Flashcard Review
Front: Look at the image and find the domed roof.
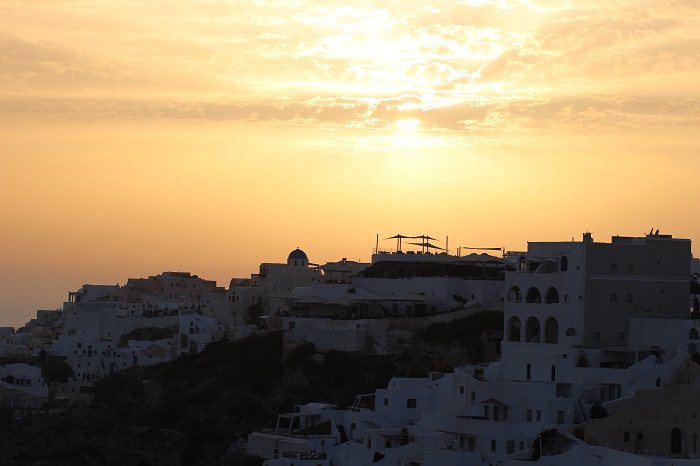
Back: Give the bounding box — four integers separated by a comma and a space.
288, 248, 308, 261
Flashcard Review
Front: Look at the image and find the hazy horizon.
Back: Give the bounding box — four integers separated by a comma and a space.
2, 0, 700, 327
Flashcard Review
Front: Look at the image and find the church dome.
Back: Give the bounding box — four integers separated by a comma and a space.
288, 248, 308, 261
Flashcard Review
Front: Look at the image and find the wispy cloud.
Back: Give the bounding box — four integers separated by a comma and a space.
1, 0, 699, 138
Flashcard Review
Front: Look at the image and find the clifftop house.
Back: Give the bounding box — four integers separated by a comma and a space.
250, 231, 700, 466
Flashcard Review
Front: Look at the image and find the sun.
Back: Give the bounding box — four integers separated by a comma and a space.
395, 118, 420, 131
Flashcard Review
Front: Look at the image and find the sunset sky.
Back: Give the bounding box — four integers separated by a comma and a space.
2, 0, 700, 327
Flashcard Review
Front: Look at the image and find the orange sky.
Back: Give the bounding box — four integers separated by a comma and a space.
1, 0, 699, 327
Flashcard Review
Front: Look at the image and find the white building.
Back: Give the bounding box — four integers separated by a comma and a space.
0, 363, 48, 409
249, 231, 700, 466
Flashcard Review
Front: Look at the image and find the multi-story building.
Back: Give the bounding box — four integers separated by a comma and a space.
250, 231, 700, 466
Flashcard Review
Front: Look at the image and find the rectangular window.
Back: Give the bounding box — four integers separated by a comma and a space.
536, 410, 542, 422
637, 433, 643, 440
623, 432, 630, 442
471, 391, 476, 402
507, 441, 515, 454
407, 398, 417, 409
625, 293, 633, 304
610, 263, 618, 274
557, 410, 565, 424
484, 405, 490, 418
526, 363, 531, 380
527, 409, 533, 422
459, 386, 465, 395
610, 293, 617, 304
593, 331, 601, 343
491, 439, 496, 452
626, 264, 634, 275
551, 365, 556, 382
384, 398, 388, 406
385, 440, 391, 448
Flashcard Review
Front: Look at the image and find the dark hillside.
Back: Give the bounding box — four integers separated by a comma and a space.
0, 332, 400, 466
0, 313, 503, 466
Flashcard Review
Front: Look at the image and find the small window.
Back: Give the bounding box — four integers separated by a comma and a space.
507, 440, 515, 454
610, 263, 618, 273
527, 409, 533, 422
384, 398, 388, 406
623, 432, 630, 442
626, 264, 634, 275
491, 439, 496, 452
385, 440, 391, 448
618, 332, 626, 345
407, 399, 417, 409
625, 293, 633, 304
610, 293, 617, 304
593, 331, 601, 343
637, 433, 643, 440
459, 386, 465, 395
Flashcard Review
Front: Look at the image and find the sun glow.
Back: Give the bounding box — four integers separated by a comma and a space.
395, 118, 420, 131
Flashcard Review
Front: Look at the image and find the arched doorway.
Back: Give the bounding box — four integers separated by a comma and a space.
507, 317, 522, 342
544, 317, 559, 344
525, 317, 540, 343
545, 287, 560, 304
507, 286, 522, 303
525, 288, 541, 304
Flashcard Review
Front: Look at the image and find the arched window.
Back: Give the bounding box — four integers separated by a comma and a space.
525, 317, 540, 343
545, 287, 560, 304
525, 287, 541, 304
560, 256, 568, 272
507, 286, 522, 303
507, 317, 522, 342
690, 328, 699, 340
566, 327, 576, 336
544, 317, 559, 344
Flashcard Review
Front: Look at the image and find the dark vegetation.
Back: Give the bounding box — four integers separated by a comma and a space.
0, 332, 401, 466
589, 403, 609, 419
119, 327, 177, 347
0, 313, 503, 466
690, 280, 700, 296
417, 311, 504, 344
